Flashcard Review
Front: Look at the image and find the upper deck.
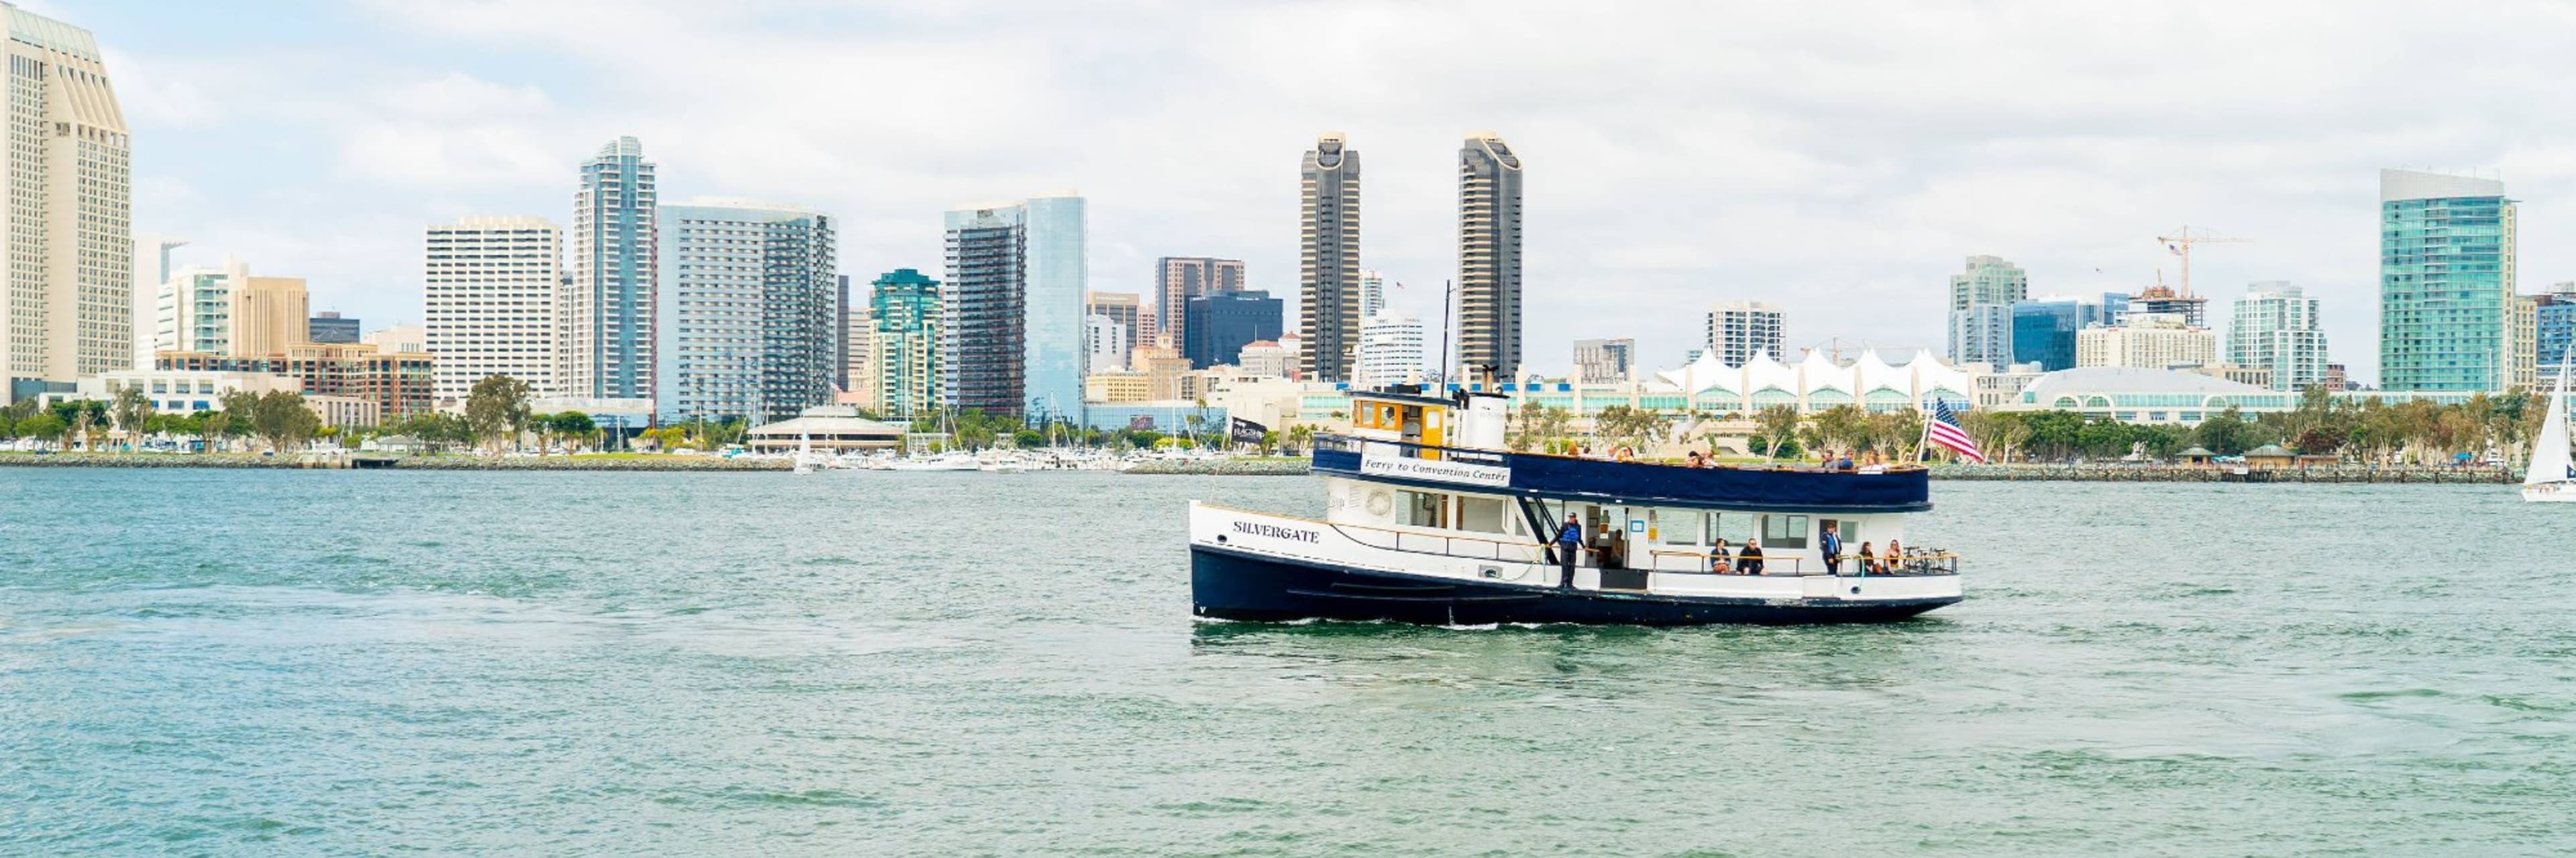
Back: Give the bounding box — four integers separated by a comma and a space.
1311, 435, 1933, 514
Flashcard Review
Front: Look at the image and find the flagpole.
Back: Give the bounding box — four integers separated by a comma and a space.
1915, 398, 1934, 464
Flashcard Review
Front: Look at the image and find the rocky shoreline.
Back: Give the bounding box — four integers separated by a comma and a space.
0, 452, 788, 471
1929, 463, 2515, 484
1120, 458, 1310, 476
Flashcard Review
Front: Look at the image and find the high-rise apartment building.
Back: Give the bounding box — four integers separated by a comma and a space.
1181, 290, 1283, 370
943, 195, 1087, 421
2381, 168, 2516, 392
131, 237, 185, 368
1456, 132, 1525, 383
2010, 293, 2123, 372
2538, 282, 2576, 384
425, 216, 560, 405
2076, 313, 2218, 370
1706, 300, 1786, 366
866, 268, 941, 421
1086, 290, 1143, 360
1356, 310, 1426, 389
564, 136, 657, 400
1151, 257, 1242, 349
1947, 255, 2028, 370
2226, 282, 2328, 392
0, 5, 129, 398
1360, 269, 1387, 319
653, 201, 838, 423
1299, 133, 1362, 381
1572, 338, 1635, 382
309, 312, 360, 344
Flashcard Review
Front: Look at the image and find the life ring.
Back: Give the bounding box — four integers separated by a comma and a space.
1364, 488, 1395, 517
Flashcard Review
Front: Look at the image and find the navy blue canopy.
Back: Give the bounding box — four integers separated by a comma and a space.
1311, 437, 1931, 513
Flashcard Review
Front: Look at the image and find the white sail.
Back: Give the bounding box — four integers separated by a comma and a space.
2528, 368, 2573, 486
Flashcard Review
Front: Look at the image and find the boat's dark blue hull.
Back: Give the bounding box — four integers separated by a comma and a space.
1191, 544, 1957, 627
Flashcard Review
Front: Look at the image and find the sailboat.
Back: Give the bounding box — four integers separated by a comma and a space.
793, 432, 822, 475
2526, 346, 2576, 503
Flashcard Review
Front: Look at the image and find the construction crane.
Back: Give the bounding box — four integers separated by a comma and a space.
2155, 225, 2250, 297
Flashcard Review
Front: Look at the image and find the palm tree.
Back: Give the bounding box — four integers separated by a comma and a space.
111, 385, 154, 451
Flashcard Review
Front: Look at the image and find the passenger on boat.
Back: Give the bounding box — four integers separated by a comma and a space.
1554, 514, 1583, 589
1857, 541, 1879, 574
1593, 522, 1628, 569
1685, 451, 1706, 468
1709, 538, 1734, 574
1885, 539, 1905, 573
1835, 452, 1856, 470
1736, 539, 1765, 574
1820, 522, 1843, 575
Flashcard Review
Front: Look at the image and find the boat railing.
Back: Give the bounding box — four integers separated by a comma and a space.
1312, 432, 1926, 473
1642, 548, 1961, 578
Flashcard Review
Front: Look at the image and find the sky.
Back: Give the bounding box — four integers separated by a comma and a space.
50, 0, 2576, 385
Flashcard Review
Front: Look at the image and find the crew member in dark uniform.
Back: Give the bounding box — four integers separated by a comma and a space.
1554, 514, 1583, 589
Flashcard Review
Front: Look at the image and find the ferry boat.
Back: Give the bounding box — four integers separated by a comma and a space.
1189, 388, 1964, 625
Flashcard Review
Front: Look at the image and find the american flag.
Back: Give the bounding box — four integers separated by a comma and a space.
1926, 400, 1986, 464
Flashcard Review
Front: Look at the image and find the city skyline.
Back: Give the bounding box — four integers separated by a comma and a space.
76, 1, 2576, 387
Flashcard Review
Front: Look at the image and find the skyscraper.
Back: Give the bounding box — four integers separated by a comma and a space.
156, 259, 246, 356
1086, 290, 1142, 360
943, 194, 1087, 421
1359, 268, 1387, 319
131, 237, 186, 369
867, 268, 941, 421
654, 201, 838, 423
1947, 255, 2028, 370
425, 216, 560, 405
2009, 293, 2122, 372
0, 5, 129, 398
1706, 300, 1786, 366
229, 274, 309, 357
2076, 313, 2218, 369
1572, 338, 1635, 382
1152, 257, 1243, 349
1299, 133, 1362, 381
1181, 290, 1283, 369
564, 136, 658, 400
2539, 282, 2575, 384
1356, 310, 1426, 389
2381, 168, 2516, 392
1085, 314, 1128, 372
2226, 282, 2328, 392
1456, 132, 1525, 383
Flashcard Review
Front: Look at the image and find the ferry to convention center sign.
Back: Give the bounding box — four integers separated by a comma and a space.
1356, 449, 1513, 489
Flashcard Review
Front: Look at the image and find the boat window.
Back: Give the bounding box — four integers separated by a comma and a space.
1825, 517, 1862, 549
1458, 496, 1510, 535
1713, 513, 1756, 546
1763, 514, 1811, 549
1402, 490, 1450, 528
1658, 508, 1702, 545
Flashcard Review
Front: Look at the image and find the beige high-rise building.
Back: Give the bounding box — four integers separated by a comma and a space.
1456, 132, 1523, 383
229, 276, 309, 357
1298, 133, 1361, 381
425, 217, 561, 405
0, 5, 131, 394
2076, 313, 2218, 370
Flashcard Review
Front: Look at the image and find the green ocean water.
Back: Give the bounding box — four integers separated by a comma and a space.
1, 468, 2569, 856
